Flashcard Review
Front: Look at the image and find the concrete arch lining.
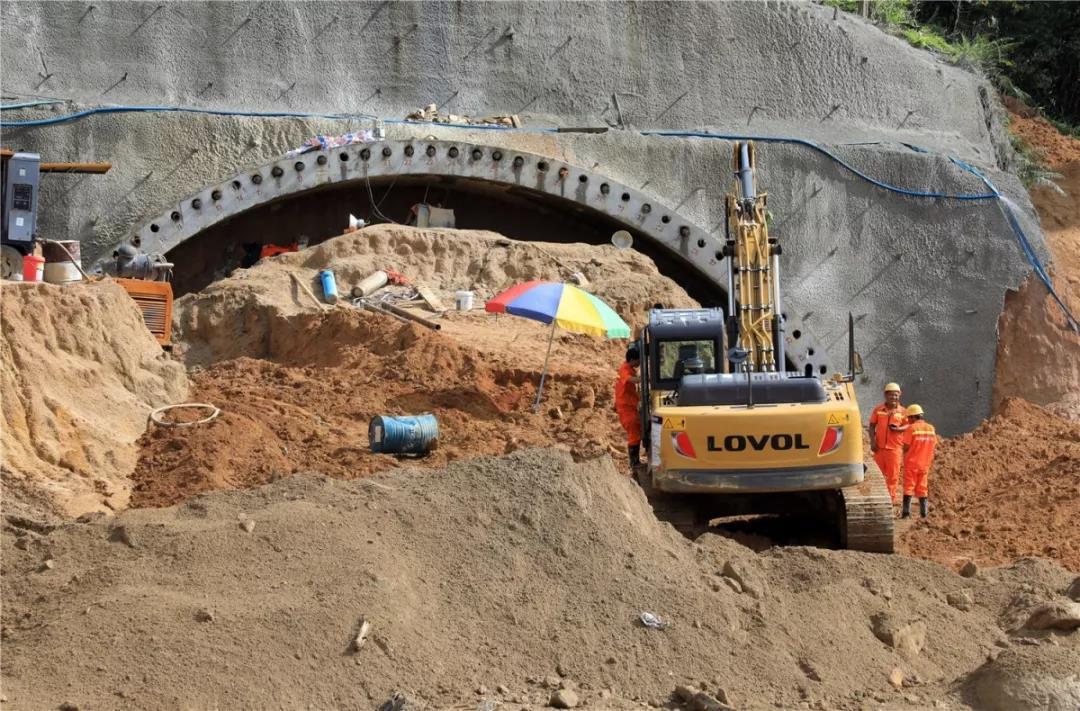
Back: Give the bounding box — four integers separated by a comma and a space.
122, 139, 830, 376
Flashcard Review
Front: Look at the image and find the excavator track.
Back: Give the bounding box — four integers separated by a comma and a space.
838, 461, 895, 553
635, 463, 895, 552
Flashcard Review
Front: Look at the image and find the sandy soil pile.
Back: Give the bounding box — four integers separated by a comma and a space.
994, 106, 1080, 418
133, 308, 628, 508
899, 398, 1080, 572
136, 225, 692, 508
173, 225, 697, 367
0, 282, 188, 518
5, 449, 1078, 710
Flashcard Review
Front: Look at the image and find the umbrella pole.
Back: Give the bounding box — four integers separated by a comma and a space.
533, 322, 558, 411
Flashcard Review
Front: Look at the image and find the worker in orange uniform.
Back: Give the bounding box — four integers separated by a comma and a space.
899, 404, 937, 519
868, 382, 905, 503
615, 344, 643, 468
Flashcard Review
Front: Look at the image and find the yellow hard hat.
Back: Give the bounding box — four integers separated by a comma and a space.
884, 382, 901, 393
906, 404, 924, 417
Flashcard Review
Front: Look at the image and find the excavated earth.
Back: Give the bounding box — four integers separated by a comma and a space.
993, 104, 1080, 419
0, 282, 188, 519
4, 450, 1080, 710
897, 398, 1080, 573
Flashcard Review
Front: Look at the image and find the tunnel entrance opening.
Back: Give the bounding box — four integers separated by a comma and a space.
165, 174, 729, 310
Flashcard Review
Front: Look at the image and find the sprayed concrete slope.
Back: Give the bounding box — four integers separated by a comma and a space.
0, 1, 1053, 433
1, 2, 1013, 159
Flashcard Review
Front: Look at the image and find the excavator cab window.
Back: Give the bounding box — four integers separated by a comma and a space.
658, 340, 718, 381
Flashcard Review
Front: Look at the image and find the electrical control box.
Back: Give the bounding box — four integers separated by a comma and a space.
2, 152, 41, 245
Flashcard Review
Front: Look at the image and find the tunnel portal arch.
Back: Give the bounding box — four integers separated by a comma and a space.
122, 139, 828, 375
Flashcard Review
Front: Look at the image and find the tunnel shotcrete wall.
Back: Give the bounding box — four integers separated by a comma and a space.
0, 1, 1052, 434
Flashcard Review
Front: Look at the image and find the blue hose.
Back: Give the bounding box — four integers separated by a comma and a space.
0, 104, 377, 127
643, 129, 1076, 331
0, 99, 67, 111
2, 102, 1073, 330
642, 129, 998, 200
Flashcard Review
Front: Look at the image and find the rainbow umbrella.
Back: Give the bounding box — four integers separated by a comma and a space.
485, 281, 631, 409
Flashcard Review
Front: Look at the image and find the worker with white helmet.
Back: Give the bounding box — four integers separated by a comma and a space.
868, 382, 905, 503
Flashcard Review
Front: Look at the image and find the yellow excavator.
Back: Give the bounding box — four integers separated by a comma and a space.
635, 141, 894, 552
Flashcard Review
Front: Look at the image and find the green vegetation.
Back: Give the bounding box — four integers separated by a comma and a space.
826, 1, 1080, 129
824, 0, 912, 26
900, 26, 953, 53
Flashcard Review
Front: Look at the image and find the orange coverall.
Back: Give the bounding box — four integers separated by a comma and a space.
869, 403, 906, 501
901, 421, 937, 498
615, 361, 641, 446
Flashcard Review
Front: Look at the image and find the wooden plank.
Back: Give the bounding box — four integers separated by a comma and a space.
40, 161, 112, 174
416, 286, 446, 313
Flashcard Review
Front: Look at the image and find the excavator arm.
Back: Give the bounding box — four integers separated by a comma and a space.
725, 142, 785, 372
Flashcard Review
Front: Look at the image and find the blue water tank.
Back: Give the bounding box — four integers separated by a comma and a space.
369, 414, 439, 455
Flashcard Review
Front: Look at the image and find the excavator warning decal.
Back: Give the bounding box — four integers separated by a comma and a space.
826, 413, 850, 425
662, 417, 686, 430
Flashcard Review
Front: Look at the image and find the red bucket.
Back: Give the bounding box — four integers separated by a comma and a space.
22, 255, 45, 282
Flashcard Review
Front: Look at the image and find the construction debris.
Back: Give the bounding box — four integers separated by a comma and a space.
405, 103, 521, 127
351, 618, 373, 652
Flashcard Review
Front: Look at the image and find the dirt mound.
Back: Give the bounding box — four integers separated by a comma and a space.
898, 398, 1080, 571
1007, 102, 1080, 169
1, 282, 188, 518
5, 448, 1078, 709
173, 225, 697, 367
132, 309, 624, 508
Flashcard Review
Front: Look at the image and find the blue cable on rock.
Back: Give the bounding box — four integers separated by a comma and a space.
0, 103, 377, 127
642, 129, 1077, 332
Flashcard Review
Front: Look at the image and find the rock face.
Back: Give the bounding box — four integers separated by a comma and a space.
965, 647, 1080, 711
549, 689, 578, 709
1024, 601, 1080, 631
722, 560, 766, 600
948, 590, 975, 611
871, 613, 928, 658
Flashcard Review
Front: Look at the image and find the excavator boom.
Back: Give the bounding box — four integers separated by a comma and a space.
726, 141, 783, 373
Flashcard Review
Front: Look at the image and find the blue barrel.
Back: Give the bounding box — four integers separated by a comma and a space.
369, 414, 439, 455
320, 269, 338, 303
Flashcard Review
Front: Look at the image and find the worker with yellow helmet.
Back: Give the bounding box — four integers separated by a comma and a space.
868, 382, 905, 503
899, 404, 938, 518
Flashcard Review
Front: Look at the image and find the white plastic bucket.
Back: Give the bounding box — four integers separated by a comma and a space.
44, 261, 82, 284
455, 290, 474, 311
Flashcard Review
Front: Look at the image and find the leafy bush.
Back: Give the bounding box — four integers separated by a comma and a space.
948, 34, 1016, 77
901, 26, 953, 53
